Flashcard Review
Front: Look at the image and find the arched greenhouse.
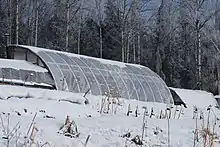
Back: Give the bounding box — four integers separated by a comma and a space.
5, 45, 173, 104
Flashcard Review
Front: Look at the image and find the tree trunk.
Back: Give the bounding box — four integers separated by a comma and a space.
7, 0, 11, 44
99, 25, 103, 58
15, 0, 19, 45
34, 0, 39, 47
218, 65, 220, 94
121, 30, 125, 62
65, 0, 70, 49
197, 29, 202, 89
121, 0, 127, 63
196, 0, 202, 89
133, 36, 136, 63
137, 33, 141, 64
78, 0, 84, 54
78, 26, 81, 54
78, 16, 81, 54
27, 1, 32, 45
155, 45, 161, 74
126, 31, 130, 63
136, 0, 141, 64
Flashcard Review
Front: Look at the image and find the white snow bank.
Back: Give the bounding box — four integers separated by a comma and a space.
0, 58, 48, 72
0, 85, 219, 147
170, 87, 218, 108
0, 78, 53, 87
0, 85, 85, 104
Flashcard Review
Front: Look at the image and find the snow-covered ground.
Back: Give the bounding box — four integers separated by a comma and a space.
0, 85, 220, 147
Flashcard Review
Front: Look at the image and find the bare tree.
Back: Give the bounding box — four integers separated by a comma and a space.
15, 0, 19, 44
126, 31, 131, 63
34, 0, 39, 46
26, 0, 34, 45
182, 0, 220, 89
135, 0, 141, 64
95, 0, 104, 58
64, 0, 81, 50
125, 0, 152, 64
77, 0, 85, 54
65, 0, 70, 48
117, 0, 134, 62
7, 0, 12, 44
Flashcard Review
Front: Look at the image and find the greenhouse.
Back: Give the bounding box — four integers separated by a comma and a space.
6, 45, 173, 104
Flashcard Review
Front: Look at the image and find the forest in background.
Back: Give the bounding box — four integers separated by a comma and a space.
0, 0, 220, 94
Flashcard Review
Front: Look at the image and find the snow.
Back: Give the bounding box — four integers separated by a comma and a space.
170, 87, 218, 109
0, 59, 48, 72
0, 79, 53, 87
0, 85, 220, 147
0, 85, 83, 102
17, 45, 144, 69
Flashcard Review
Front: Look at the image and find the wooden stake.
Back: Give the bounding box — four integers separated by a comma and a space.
25, 112, 37, 146
141, 107, 147, 144
84, 135, 91, 147
178, 106, 183, 119
83, 88, 90, 98
167, 107, 170, 147
193, 112, 198, 147
173, 105, 177, 119
7, 113, 10, 147
100, 98, 105, 114
0, 113, 6, 135
159, 110, 163, 119
112, 98, 114, 114
135, 105, 138, 117
127, 104, 131, 116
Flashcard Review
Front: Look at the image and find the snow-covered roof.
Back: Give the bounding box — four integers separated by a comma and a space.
214, 95, 220, 99
0, 59, 48, 72
170, 87, 218, 108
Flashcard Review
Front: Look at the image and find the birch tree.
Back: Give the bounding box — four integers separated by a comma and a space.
65, 0, 80, 49
127, 0, 152, 64
7, 0, 12, 44
118, 0, 134, 62
13, 0, 19, 44
77, 0, 85, 54
0, 0, 8, 57
135, 0, 141, 64
94, 0, 104, 58
34, 0, 39, 46
153, 0, 169, 79
181, 0, 220, 89
65, 0, 70, 48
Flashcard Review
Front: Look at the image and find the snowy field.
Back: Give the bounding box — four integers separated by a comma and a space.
0, 85, 220, 147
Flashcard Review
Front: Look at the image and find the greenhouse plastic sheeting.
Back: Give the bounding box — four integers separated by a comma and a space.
34, 49, 173, 104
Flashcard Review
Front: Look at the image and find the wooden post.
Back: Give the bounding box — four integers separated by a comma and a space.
141, 107, 147, 144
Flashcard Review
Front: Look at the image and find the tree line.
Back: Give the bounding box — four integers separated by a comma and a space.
0, 0, 220, 94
